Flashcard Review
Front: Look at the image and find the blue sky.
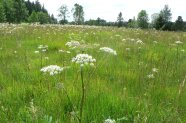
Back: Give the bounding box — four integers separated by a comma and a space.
30, 0, 186, 22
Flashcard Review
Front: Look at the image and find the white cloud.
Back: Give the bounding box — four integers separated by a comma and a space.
30, 0, 186, 22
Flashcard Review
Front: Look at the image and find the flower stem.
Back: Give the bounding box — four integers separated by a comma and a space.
80, 66, 85, 123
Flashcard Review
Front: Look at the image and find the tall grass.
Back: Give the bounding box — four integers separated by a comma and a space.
0, 24, 186, 122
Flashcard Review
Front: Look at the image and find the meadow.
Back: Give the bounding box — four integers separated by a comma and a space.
0, 24, 186, 123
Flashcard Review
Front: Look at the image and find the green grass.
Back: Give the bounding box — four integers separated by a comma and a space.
0, 24, 186, 123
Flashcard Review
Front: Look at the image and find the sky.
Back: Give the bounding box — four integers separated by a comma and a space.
30, 0, 186, 22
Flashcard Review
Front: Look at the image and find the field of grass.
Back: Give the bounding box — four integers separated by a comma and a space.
0, 24, 186, 123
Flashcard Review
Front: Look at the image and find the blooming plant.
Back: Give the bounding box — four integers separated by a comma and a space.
100, 47, 117, 55
40, 65, 63, 76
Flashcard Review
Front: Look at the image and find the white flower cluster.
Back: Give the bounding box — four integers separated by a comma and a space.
99, 47, 117, 55
175, 41, 183, 44
65, 41, 80, 48
136, 40, 144, 44
38, 45, 48, 52
104, 118, 116, 123
40, 65, 63, 76
38, 45, 48, 49
72, 54, 96, 67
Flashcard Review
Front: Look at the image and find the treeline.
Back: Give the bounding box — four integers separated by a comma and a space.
84, 5, 186, 31
0, 0, 57, 24
58, 4, 186, 31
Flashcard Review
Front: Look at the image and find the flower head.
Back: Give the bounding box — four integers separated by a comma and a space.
72, 54, 96, 67
104, 118, 116, 123
175, 41, 183, 44
65, 41, 80, 48
40, 65, 63, 76
100, 47, 117, 55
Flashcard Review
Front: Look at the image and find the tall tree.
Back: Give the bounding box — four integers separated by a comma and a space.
155, 5, 172, 30
72, 3, 84, 25
0, 3, 6, 22
117, 12, 124, 27
58, 4, 69, 24
3, 0, 15, 23
25, 0, 32, 15
160, 4, 172, 22
13, 0, 28, 23
151, 13, 159, 28
175, 16, 184, 31
137, 10, 149, 28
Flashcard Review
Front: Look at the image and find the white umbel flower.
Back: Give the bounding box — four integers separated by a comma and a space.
72, 54, 96, 66
65, 41, 80, 48
175, 41, 183, 44
104, 118, 116, 123
152, 68, 159, 73
100, 47, 117, 55
136, 40, 144, 44
40, 65, 63, 76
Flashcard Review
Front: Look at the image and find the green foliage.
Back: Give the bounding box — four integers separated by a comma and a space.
137, 10, 149, 29
72, 3, 84, 25
58, 4, 69, 24
37, 12, 49, 24
175, 16, 184, 31
0, 3, 6, 22
117, 12, 124, 28
160, 4, 172, 23
127, 18, 137, 28
28, 11, 38, 23
13, 0, 28, 23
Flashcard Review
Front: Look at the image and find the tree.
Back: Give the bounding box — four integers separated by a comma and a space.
160, 4, 172, 22
58, 5, 69, 24
175, 16, 184, 31
117, 12, 124, 27
50, 14, 58, 24
137, 10, 149, 28
28, 11, 38, 23
150, 13, 159, 28
72, 3, 84, 25
3, 0, 15, 23
0, 3, 6, 22
127, 17, 137, 28
37, 12, 49, 24
155, 5, 172, 30
13, 0, 28, 23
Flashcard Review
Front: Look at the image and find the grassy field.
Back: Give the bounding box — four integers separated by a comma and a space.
0, 24, 186, 123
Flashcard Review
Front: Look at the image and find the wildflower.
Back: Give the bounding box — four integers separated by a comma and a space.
181, 49, 184, 52
136, 40, 144, 44
65, 41, 80, 48
104, 118, 116, 123
147, 74, 154, 79
56, 82, 64, 90
153, 41, 158, 44
152, 68, 158, 73
175, 41, 183, 44
44, 57, 49, 60
14, 51, 17, 54
100, 47, 117, 55
34, 51, 39, 54
40, 65, 63, 76
126, 48, 130, 51
38, 45, 48, 49
72, 54, 96, 67
42, 49, 47, 52
59, 49, 65, 53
